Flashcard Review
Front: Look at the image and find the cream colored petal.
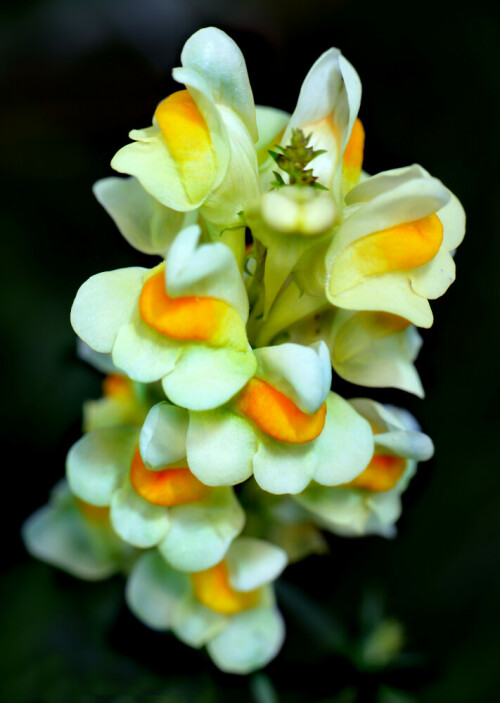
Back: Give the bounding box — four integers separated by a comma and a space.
71, 267, 145, 353
179, 27, 258, 141
93, 176, 196, 256
187, 408, 257, 486
330, 310, 424, 397
409, 249, 456, 299
66, 428, 138, 506
225, 538, 287, 591
112, 318, 181, 383
327, 271, 434, 328
126, 551, 189, 630
252, 436, 318, 495
157, 487, 245, 572
313, 393, 374, 486
296, 484, 371, 536
173, 594, 228, 648
162, 345, 256, 411
110, 481, 170, 548
139, 402, 189, 469
200, 106, 260, 229
207, 606, 285, 674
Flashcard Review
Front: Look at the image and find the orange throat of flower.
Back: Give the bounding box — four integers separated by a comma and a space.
139, 267, 247, 351
236, 378, 326, 444
191, 561, 260, 615
130, 446, 211, 507
154, 89, 216, 204
343, 118, 365, 185
349, 453, 407, 492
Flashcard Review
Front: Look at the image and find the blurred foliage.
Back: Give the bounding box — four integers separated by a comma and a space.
2, 0, 500, 701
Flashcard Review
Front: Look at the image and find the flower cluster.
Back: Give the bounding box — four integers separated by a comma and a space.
22, 27, 464, 674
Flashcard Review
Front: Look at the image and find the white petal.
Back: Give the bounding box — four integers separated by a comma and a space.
207, 606, 285, 674
437, 190, 466, 250
187, 408, 257, 486
345, 164, 429, 205
93, 176, 196, 256
330, 310, 424, 397
66, 428, 138, 506
349, 398, 434, 461
296, 485, 371, 536
126, 551, 189, 630
410, 249, 456, 299
162, 345, 256, 411
173, 595, 228, 648
327, 271, 434, 328
254, 341, 331, 413
253, 437, 318, 495
110, 481, 170, 548
139, 402, 189, 469
112, 318, 181, 383
313, 393, 374, 486
180, 27, 258, 141
71, 268, 145, 353
158, 487, 245, 572
225, 538, 287, 591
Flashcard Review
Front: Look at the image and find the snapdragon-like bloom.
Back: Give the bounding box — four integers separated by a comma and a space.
126, 537, 286, 673
295, 401, 433, 536
324, 165, 466, 327
66, 422, 244, 571
247, 50, 364, 317
71, 225, 256, 410
111, 27, 260, 234
22, 24, 465, 676
286, 308, 424, 398
141, 342, 373, 494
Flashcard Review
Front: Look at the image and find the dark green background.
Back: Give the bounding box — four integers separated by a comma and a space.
2, 0, 499, 700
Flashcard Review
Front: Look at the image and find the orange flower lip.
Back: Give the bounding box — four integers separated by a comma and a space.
351, 213, 444, 276
236, 377, 327, 444
130, 446, 211, 507
139, 268, 247, 350
191, 561, 259, 615
154, 89, 216, 203
349, 453, 406, 492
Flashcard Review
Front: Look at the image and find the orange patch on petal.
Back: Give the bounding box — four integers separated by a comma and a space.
130, 447, 211, 507
139, 268, 247, 350
343, 118, 365, 183
349, 453, 406, 492
74, 498, 110, 524
102, 374, 134, 401
191, 561, 259, 615
236, 378, 326, 444
352, 214, 444, 276
155, 90, 215, 203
